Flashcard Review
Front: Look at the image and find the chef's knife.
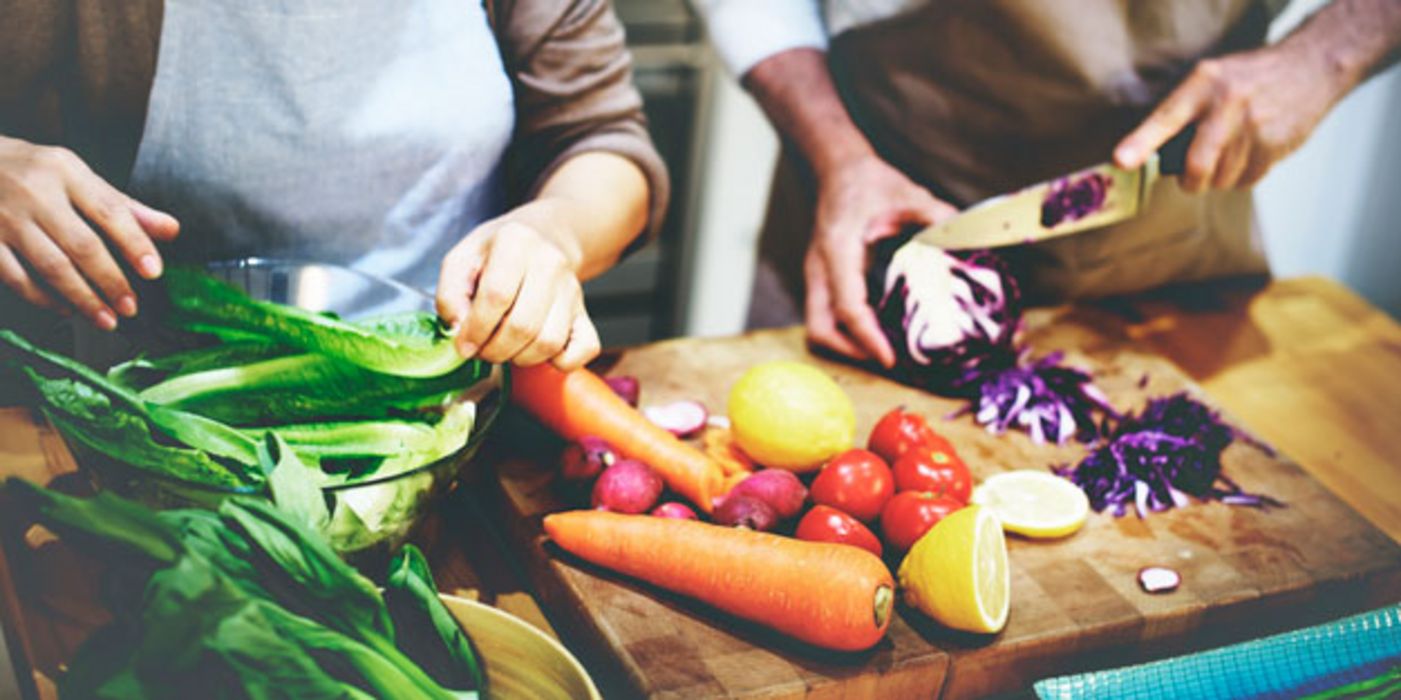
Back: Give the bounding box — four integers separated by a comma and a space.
908, 127, 1194, 251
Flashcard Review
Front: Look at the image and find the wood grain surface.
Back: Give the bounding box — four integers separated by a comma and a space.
483, 277, 1401, 699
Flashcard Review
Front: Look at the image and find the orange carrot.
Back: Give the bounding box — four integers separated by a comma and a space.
512, 364, 726, 512
543, 510, 895, 651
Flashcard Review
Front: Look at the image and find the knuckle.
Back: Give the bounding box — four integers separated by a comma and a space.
37, 146, 78, 172
68, 234, 106, 261
478, 287, 513, 310
500, 318, 537, 345
30, 252, 70, 279
1195, 60, 1222, 81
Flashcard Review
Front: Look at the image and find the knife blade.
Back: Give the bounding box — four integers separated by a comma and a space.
908, 127, 1194, 251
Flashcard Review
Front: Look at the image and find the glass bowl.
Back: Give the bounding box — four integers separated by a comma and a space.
66, 258, 507, 558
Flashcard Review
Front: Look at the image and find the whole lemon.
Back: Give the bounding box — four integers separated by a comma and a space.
727, 361, 855, 472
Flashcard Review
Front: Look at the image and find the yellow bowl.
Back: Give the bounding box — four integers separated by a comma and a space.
440, 594, 601, 700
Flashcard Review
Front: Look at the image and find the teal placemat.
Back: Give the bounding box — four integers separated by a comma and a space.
1035, 604, 1401, 700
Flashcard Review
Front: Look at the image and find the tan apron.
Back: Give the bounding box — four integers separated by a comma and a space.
749, 0, 1273, 328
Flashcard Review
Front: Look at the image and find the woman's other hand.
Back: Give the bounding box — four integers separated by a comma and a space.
0, 136, 179, 329
437, 201, 601, 371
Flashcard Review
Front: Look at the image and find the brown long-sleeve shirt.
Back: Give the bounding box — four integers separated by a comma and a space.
0, 0, 670, 239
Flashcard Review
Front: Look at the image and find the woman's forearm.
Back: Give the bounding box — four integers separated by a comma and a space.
519, 150, 650, 281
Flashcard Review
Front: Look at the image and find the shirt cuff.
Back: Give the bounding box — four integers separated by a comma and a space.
694, 0, 828, 78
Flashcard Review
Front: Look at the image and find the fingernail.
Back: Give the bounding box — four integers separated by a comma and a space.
457, 341, 478, 358
95, 310, 118, 331
138, 254, 162, 278
1115, 146, 1137, 165
116, 295, 138, 317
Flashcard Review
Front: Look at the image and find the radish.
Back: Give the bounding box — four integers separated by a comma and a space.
723, 470, 807, 519
592, 459, 664, 514
604, 375, 640, 407
650, 502, 699, 520
560, 436, 617, 481
643, 400, 708, 438
1137, 566, 1181, 593
713, 495, 779, 532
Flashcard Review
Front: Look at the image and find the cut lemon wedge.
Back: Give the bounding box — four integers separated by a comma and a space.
971, 470, 1089, 539
897, 505, 1010, 634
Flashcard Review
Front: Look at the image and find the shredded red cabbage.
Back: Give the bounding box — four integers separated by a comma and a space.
870, 236, 1112, 444
1041, 172, 1111, 228
1055, 393, 1283, 518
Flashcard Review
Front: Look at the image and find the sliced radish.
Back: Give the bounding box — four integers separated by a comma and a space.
643, 400, 708, 438
1137, 566, 1181, 594
604, 375, 640, 407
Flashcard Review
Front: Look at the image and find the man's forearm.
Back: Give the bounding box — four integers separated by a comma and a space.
743, 48, 876, 179
1282, 0, 1401, 96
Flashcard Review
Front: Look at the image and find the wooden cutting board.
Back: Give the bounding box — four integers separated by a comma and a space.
484, 283, 1401, 699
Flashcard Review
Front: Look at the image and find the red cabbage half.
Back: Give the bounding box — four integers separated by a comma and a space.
869, 235, 1111, 444
1055, 393, 1282, 518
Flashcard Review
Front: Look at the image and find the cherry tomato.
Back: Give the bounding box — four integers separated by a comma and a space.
867, 407, 955, 465
880, 491, 964, 553
809, 449, 895, 522
892, 448, 972, 502
795, 505, 883, 557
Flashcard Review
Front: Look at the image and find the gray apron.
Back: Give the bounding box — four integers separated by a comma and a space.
128, 0, 515, 298
750, 0, 1272, 327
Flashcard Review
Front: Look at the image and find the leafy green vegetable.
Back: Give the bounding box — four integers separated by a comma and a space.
386, 545, 488, 694
139, 351, 488, 426
107, 341, 291, 392
6, 479, 484, 700
0, 329, 263, 480
28, 372, 256, 488
163, 267, 466, 378
263, 432, 331, 533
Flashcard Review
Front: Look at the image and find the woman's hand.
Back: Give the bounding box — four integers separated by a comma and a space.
437, 201, 602, 371
0, 136, 179, 329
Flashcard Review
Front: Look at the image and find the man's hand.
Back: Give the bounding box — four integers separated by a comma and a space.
0, 136, 179, 329
744, 48, 956, 367
1115, 0, 1401, 191
436, 200, 601, 372
805, 154, 956, 367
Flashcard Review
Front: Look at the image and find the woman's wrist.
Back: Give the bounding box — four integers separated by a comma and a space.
496, 198, 585, 274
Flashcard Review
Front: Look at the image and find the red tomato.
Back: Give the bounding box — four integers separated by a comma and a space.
809, 449, 894, 522
867, 407, 955, 465
892, 448, 972, 502
880, 491, 964, 553
795, 505, 883, 557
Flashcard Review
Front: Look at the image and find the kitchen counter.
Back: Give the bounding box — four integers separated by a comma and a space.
1, 275, 1399, 698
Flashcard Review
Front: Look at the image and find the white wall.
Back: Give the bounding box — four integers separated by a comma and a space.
1256, 1, 1401, 316
684, 5, 1401, 336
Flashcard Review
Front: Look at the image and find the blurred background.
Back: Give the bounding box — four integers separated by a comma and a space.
593, 0, 1401, 348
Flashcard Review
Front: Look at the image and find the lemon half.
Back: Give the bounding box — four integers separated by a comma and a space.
971, 470, 1089, 539
898, 505, 1010, 634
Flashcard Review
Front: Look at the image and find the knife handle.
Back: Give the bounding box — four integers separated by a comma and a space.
1157, 124, 1197, 176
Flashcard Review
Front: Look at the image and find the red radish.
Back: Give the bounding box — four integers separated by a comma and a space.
643, 400, 709, 438
795, 505, 883, 557
592, 459, 663, 514
1138, 566, 1181, 593
651, 502, 698, 520
604, 375, 640, 407
723, 470, 807, 519
560, 436, 617, 481
511, 365, 725, 512
713, 495, 779, 531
